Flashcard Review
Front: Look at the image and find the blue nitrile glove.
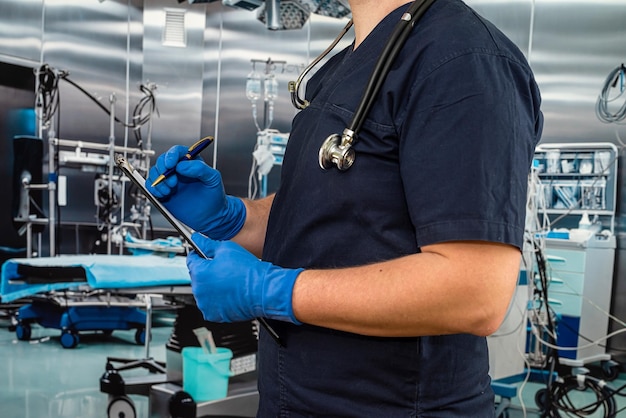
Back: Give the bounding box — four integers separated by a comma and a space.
187, 232, 304, 324
146, 145, 246, 240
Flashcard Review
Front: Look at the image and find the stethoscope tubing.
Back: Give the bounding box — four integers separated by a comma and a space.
289, 0, 438, 170
348, 0, 437, 134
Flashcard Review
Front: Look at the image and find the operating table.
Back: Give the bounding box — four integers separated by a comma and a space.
0, 254, 190, 348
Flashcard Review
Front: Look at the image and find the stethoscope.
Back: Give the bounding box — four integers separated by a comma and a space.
288, 0, 437, 171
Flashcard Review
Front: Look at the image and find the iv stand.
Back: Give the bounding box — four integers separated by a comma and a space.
106, 94, 116, 255
250, 58, 285, 131
47, 127, 57, 257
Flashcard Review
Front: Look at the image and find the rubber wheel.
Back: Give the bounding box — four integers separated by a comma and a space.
15, 322, 31, 341
60, 330, 79, 349
601, 363, 620, 381
169, 391, 196, 418
107, 395, 136, 418
134, 328, 149, 345
535, 388, 548, 410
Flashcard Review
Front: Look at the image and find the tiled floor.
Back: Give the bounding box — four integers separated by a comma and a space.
1, 307, 172, 418
499, 373, 626, 417
1, 307, 624, 418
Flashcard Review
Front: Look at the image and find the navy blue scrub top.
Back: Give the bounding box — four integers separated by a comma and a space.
259, 0, 543, 416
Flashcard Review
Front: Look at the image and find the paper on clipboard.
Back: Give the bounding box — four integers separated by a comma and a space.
115, 154, 207, 258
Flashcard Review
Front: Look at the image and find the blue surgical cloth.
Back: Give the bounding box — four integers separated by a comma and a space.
1, 255, 190, 303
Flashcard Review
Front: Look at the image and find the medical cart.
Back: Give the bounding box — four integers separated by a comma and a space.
532, 142, 620, 378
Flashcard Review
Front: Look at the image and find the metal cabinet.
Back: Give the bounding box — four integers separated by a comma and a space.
544, 237, 615, 366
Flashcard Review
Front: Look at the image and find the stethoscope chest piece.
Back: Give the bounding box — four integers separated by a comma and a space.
319, 130, 356, 170
308, 0, 436, 171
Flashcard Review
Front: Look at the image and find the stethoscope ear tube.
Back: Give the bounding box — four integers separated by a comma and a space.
320, 0, 437, 171
289, 20, 354, 110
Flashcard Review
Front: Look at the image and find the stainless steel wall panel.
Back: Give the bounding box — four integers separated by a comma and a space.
142, 0, 206, 159
526, 1, 626, 143
200, 6, 351, 197
140, 0, 208, 234
466, 0, 626, 142
39, 0, 143, 229
0, 0, 43, 66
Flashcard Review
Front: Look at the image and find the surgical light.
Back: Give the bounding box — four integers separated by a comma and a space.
256, 0, 310, 30
222, 0, 263, 11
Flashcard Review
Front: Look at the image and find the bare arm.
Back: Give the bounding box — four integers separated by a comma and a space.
291, 240, 520, 337
231, 194, 275, 257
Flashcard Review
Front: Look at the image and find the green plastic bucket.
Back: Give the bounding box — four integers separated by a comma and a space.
182, 346, 233, 401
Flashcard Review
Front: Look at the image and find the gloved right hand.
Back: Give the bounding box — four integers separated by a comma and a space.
146, 145, 246, 240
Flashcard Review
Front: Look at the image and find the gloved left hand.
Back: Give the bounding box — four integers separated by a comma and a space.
187, 233, 304, 324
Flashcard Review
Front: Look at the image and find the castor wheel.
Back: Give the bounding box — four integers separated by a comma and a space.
60, 330, 79, 349
169, 391, 196, 418
15, 322, 32, 341
100, 369, 126, 396
107, 395, 136, 418
534, 388, 548, 410
601, 360, 621, 381
134, 328, 151, 345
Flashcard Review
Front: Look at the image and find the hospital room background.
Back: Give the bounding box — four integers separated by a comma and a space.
1, 0, 626, 417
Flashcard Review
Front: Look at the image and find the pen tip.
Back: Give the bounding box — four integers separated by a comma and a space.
151, 175, 165, 187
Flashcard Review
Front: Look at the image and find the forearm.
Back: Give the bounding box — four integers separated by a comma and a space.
232, 194, 274, 257
291, 241, 521, 337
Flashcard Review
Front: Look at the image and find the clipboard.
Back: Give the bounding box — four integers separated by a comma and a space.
115, 154, 207, 258
116, 154, 283, 345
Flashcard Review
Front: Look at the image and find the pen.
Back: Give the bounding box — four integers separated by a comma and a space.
259, 317, 284, 347
151, 136, 214, 187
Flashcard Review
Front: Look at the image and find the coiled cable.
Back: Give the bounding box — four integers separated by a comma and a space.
596, 64, 626, 124
540, 374, 618, 417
